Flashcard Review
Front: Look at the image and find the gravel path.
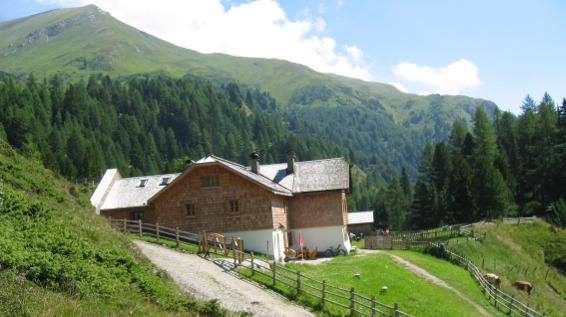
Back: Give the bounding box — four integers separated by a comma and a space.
133, 240, 314, 317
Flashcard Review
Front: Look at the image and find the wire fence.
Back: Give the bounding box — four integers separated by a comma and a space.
109, 218, 413, 317
364, 227, 547, 317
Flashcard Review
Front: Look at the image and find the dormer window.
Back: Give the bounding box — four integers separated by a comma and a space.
160, 177, 170, 186
138, 179, 148, 187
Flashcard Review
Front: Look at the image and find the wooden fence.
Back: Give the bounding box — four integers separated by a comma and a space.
365, 236, 546, 317
365, 226, 485, 250
109, 218, 413, 317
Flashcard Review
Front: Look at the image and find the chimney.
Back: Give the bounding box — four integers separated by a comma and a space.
286, 151, 295, 174
250, 152, 260, 174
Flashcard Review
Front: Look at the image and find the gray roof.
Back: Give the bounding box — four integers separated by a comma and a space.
292, 158, 349, 193
100, 173, 180, 210
348, 211, 374, 225
93, 155, 349, 211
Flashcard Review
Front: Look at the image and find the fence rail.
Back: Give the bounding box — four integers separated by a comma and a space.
364, 230, 546, 317
109, 218, 413, 317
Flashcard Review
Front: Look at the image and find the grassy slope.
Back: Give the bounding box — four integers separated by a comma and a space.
445, 221, 566, 316
389, 250, 505, 316
273, 253, 489, 317
0, 140, 227, 316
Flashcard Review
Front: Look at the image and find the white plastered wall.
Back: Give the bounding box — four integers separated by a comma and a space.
290, 225, 351, 253
90, 168, 122, 214
224, 228, 286, 262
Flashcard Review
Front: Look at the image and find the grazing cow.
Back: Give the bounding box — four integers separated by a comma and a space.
483, 273, 501, 288
512, 280, 533, 295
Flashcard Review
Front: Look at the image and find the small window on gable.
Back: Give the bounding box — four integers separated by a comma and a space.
160, 177, 170, 186
186, 203, 195, 218
138, 179, 148, 187
228, 200, 239, 213
201, 175, 219, 187
133, 211, 144, 220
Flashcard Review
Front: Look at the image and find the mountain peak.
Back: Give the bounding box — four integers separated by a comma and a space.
74, 4, 110, 16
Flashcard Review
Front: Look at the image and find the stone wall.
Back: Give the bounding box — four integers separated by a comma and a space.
150, 165, 280, 233
288, 190, 348, 229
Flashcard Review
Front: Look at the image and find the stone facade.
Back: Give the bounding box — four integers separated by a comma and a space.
150, 164, 289, 233
288, 191, 348, 229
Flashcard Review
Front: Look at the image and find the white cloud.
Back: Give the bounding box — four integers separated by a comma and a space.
392, 59, 481, 95
388, 82, 408, 93
39, 0, 371, 80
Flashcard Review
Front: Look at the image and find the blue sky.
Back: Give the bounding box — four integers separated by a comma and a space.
1, 0, 564, 113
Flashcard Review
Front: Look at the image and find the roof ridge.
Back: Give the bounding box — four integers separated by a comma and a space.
118, 172, 181, 180
206, 155, 293, 195
296, 157, 346, 164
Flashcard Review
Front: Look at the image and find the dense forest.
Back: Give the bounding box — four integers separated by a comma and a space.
373, 95, 566, 229
0, 74, 356, 175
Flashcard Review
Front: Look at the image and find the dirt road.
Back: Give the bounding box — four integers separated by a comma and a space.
133, 240, 314, 317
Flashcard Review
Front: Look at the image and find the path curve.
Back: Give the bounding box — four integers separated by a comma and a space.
358, 249, 492, 317
133, 240, 314, 317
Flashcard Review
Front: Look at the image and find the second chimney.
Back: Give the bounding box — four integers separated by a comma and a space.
250, 152, 260, 174
286, 151, 295, 174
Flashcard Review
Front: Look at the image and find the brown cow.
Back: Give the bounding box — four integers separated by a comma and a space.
483, 273, 501, 288
512, 280, 533, 295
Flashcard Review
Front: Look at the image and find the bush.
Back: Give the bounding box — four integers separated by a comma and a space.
544, 234, 566, 273
548, 199, 566, 228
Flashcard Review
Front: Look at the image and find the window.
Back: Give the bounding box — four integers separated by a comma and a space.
200, 175, 219, 187
228, 200, 239, 213
138, 179, 148, 187
133, 211, 144, 220
186, 203, 196, 218
160, 177, 170, 186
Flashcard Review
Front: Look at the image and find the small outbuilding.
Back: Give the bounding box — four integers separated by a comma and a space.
347, 211, 374, 235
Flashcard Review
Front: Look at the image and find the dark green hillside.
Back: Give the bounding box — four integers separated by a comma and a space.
0, 5, 497, 178
0, 140, 228, 316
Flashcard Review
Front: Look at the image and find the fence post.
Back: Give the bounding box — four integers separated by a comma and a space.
156, 223, 160, 241
138, 219, 142, 236
108, 216, 112, 225
525, 304, 530, 317
233, 239, 237, 265
250, 252, 255, 276
371, 295, 376, 317
239, 240, 245, 264
321, 280, 326, 306
508, 295, 514, 315
123, 218, 127, 232
224, 236, 229, 256
272, 262, 276, 286
349, 287, 355, 316
394, 303, 400, 317
296, 271, 301, 295
175, 227, 180, 246
492, 284, 497, 307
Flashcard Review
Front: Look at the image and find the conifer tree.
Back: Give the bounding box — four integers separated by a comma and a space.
472, 107, 508, 219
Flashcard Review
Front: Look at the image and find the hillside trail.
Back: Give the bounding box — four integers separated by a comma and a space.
357, 249, 493, 317
133, 240, 314, 317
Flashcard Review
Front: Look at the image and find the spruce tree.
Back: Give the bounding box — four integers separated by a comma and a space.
472, 107, 508, 219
